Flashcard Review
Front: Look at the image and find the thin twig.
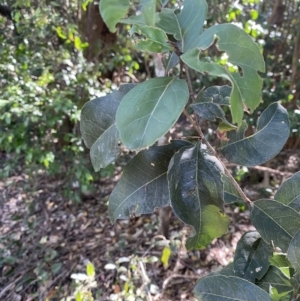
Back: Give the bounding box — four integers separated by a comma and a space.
183, 109, 204, 139
184, 65, 195, 102
225, 163, 293, 177
138, 261, 153, 301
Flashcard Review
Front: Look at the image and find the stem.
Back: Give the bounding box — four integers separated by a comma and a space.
183, 65, 252, 205
184, 65, 195, 101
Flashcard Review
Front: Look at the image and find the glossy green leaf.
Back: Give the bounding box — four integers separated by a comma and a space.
99, 0, 131, 33
194, 275, 272, 301
250, 200, 300, 252
131, 25, 172, 53
182, 24, 265, 124
256, 266, 293, 300
234, 231, 272, 282
141, 0, 156, 26
116, 77, 189, 150
190, 86, 236, 128
220, 103, 290, 166
275, 171, 300, 212
80, 84, 136, 171
287, 230, 300, 272
109, 141, 191, 222
168, 142, 230, 250
223, 175, 243, 204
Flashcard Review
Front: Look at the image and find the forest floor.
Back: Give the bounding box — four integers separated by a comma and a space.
0, 149, 299, 301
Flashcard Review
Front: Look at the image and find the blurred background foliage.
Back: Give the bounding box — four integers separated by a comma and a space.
0, 0, 300, 200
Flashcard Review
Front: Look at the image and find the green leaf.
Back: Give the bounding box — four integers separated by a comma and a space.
160, 0, 170, 6
250, 200, 300, 252
156, 8, 181, 37
131, 25, 173, 53
287, 230, 300, 272
182, 23, 265, 124
269, 287, 293, 301
120, 14, 146, 25
291, 272, 300, 295
109, 141, 191, 222
80, 84, 136, 171
215, 262, 235, 276
99, 0, 131, 33
86, 262, 95, 277
256, 266, 293, 300
190, 85, 236, 128
163, 52, 180, 73
75, 292, 83, 301
275, 171, 300, 212
220, 103, 290, 166
223, 175, 243, 204
177, 0, 208, 52
116, 77, 189, 150
140, 0, 156, 26
196, 85, 231, 105
233, 231, 272, 282
157, 0, 208, 52
168, 142, 230, 250
194, 275, 272, 301
161, 246, 171, 268
270, 254, 292, 268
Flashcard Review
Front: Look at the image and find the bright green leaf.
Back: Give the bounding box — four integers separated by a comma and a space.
168, 142, 230, 250
109, 141, 191, 222
220, 103, 290, 166
161, 246, 171, 268
233, 231, 272, 282
250, 200, 300, 252
86, 262, 95, 277
99, 0, 131, 33
194, 275, 272, 301
270, 254, 292, 269
131, 25, 173, 52
75, 291, 83, 301
116, 77, 189, 150
275, 171, 300, 212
